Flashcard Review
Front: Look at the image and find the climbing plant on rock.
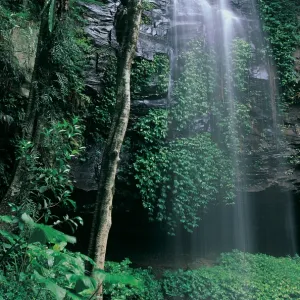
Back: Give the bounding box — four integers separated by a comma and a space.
171, 40, 216, 133
132, 38, 246, 234
258, 0, 300, 103
131, 54, 170, 99
134, 133, 234, 235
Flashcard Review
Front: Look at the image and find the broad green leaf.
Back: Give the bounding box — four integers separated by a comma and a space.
48, 0, 56, 33
21, 213, 35, 226
33, 270, 66, 300
94, 269, 140, 287
70, 275, 97, 293
39, 185, 48, 193
53, 242, 67, 251
0, 215, 13, 223
66, 290, 85, 300
22, 213, 76, 244
0, 230, 20, 244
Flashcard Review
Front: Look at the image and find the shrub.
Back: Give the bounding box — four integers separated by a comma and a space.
163, 251, 300, 299
104, 259, 164, 300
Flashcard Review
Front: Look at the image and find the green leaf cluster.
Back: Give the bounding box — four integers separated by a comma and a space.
231, 38, 252, 92
15, 117, 85, 223
163, 251, 300, 299
86, 51, 117, 143
171, 40, 215, 131
134, 133, 234, 234
258, 0, 300, 103
0, 214, 140, 299
131, 54, 170, 99
87, 53, 170, 143
0, 0, 91, 196
104, 258, 164, 300
133, 38, 254, 233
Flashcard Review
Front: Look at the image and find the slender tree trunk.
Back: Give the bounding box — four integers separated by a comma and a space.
88, 0, 142, 296
0, 0, 68, 219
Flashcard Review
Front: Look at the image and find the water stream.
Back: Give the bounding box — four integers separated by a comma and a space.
169, 0, 298, 257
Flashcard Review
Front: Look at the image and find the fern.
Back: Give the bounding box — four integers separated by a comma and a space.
55, 72, 69, 100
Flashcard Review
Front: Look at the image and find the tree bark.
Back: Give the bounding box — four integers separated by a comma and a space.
88, 0, 142, 296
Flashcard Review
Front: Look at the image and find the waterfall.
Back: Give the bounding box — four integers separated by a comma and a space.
169, 0, 297, 257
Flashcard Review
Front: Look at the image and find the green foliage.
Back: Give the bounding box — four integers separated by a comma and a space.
258, 0, 300, 103
171, 40, 215, 131
131, 55, 170, 99
87, 53, 169, 143
15, 117, 84, 222
215, 38, 252, 151
134, 134, 234, 234
0, 4, 27, 125
0, 0, 91, 197
163, 251, 300, 299
0, 213, 94, 299
133, 38, 255, 233
0, 214, 139, 299
142, 0, 155, 11
0, 2, 38, 195
134, 109, 169, 145
41, 8, 91, 117
48, 0, 56, 33
141, 0, 155, 25
231, 38, 252, 92
86, 51, 117, 142
104, 259, 164, 300
0, 0, 45, 20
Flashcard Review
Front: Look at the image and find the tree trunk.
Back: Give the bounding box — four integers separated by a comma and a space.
88, 0, 142, 296
0, 0, 68, 219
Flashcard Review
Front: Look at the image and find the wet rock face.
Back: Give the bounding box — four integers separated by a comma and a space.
245, 103, 300, 193
71, 145, 100, 191
82, 0, 170, 97
74, 0, 172, 191
78, 0, 300, 193
137, 0, 169, 60
79, 0, 119, 95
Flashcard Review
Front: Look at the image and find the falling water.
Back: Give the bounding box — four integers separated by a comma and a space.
169, 0, 298, 260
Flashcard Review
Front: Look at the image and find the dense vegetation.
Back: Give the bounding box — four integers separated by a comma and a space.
163, 251, 300, 300
258, 0, 300, 103
0, 0, 299, 298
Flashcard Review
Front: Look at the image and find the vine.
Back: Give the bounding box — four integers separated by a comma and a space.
258, 0, 300, 103
86, 51, 117, 143
87, 53, 169, 143
132, 39, 255, 234
131, 54, 170, 99
171, 40, 215, 132
134, 133, 234, 235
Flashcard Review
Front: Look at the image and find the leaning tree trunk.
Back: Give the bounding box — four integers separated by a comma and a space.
0, 0, 69, 220
88, 0, 142, 296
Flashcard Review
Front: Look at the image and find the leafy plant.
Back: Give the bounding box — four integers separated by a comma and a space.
86, 51, 117, 143
15, 117, 85, 222
134, 133, 234, 234
0, 214, 140, 299
132, 38, 256, 234
258, 0, 300, 103
131, 54, 170, 99
104, 259, 163, 300
163, 251, 300, 300
231, 38, 252, 92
